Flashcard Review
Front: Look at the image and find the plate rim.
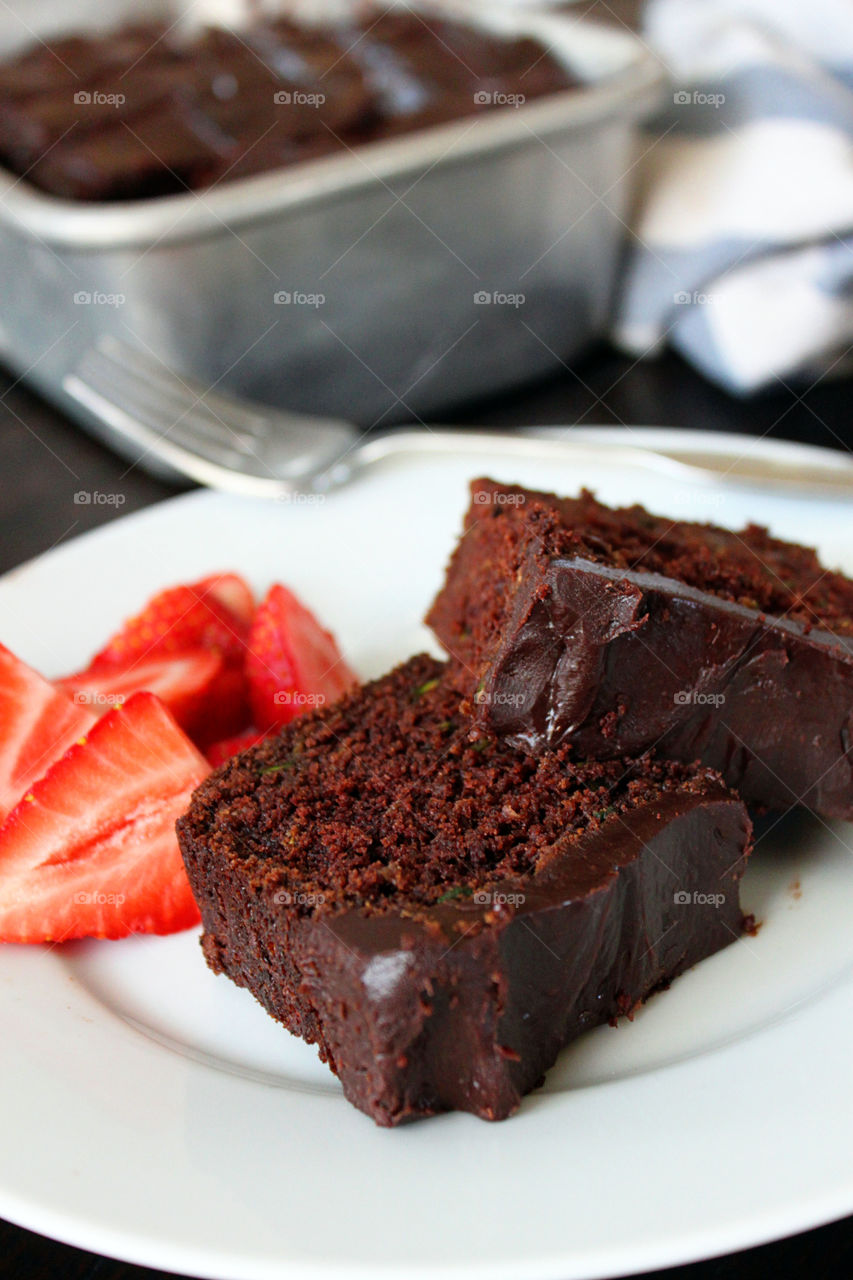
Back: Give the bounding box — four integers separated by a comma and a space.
1, 426, 851, 1280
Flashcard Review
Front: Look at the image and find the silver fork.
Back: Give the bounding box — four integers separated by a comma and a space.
64, 336, 853, 499
64, 337, 361, 496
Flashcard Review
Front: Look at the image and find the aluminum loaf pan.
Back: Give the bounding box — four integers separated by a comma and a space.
0, 1, 664, 428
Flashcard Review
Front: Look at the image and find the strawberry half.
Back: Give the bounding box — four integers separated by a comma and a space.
198, 573, 255, 629
92, 573, 253, 666
245, 584, 357, 732
64, 572, 256, 749
0, 643, 96, 825
58, 650, 225, 742
205, 728, 270, 768
0, 692, 209, 943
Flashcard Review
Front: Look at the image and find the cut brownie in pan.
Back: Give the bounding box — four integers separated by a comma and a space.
426, 478, 853, 818
177, 655, 751, 1125
0, 14, 576, 201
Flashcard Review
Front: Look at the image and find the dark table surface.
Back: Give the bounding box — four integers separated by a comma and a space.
0, 344, 851, 1280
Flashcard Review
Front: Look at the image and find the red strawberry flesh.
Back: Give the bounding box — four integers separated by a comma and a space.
198, 573, 255, 627
0, 692, 209, 943
0, 643, 96, 825
245, 584, 357, 731
93, 574, 253, 666
205, 728, 269, 768
58, 649, 224, 738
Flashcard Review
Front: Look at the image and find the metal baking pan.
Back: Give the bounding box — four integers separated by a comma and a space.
0, 1, 663, 429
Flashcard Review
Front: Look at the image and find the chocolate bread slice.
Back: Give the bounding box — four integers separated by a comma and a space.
427, 478, 853, 819
177, 655, 751, 1126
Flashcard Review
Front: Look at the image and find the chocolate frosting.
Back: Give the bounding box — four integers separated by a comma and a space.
0, 14, 576, 201
478, 557, 853, 817
183, 782, 749, 1124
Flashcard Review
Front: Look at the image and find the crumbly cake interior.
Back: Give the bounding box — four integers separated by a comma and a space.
184, 654, 715, 915
543, 485, 853, 630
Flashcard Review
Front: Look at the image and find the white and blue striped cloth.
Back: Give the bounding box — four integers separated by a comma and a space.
613, 0, 853, 393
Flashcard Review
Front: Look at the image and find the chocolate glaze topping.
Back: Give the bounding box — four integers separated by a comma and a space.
0, 13, 576, 201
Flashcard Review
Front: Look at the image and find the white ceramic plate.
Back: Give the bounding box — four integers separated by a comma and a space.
0, 428, 851, 1280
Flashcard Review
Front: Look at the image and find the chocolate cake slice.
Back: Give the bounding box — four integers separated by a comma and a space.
177, 655, 751, 1126
426, 478, 853, 819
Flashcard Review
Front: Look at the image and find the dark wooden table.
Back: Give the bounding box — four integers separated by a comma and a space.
1, 344, 851, 1279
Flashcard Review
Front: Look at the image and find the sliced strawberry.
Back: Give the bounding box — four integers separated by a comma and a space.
93, 573, 253, 666
86, 574, 254, 746
205, 728, 269, 768
197, 573, 255, 628
189, 662, 253, 749
0, 643, 96, 825
245, 584, 358, 732
0, 692, 209, 943
58, 650, 225, 740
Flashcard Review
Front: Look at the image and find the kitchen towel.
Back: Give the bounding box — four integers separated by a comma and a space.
614, 0, 853, 394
